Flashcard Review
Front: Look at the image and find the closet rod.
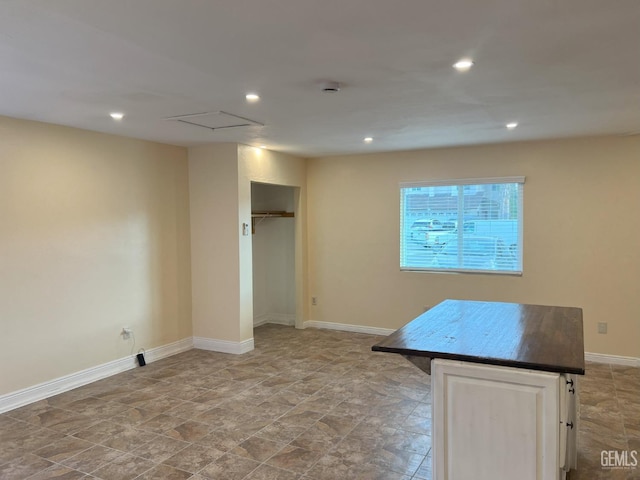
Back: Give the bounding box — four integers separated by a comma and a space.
251, 211, 295, 234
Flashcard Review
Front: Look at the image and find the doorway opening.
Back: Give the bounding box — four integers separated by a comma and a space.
251, 182, 297, 331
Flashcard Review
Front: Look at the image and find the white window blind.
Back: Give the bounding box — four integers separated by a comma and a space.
400, 177, 524, 274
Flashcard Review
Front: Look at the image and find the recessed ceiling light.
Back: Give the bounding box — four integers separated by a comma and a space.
453, 59, 474, 72
245, 93, 260, 102
259, 145, 266, 149
364, 137, 373, 143
506, 122, 519, 130
110, 112, 124, 120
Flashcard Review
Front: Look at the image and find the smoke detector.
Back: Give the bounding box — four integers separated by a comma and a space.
321, 81, 341, 92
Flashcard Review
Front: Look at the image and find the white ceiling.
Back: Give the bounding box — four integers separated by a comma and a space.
1, 0, 639, 157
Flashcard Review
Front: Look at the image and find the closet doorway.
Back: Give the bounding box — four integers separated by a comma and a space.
251, 182, 297, 330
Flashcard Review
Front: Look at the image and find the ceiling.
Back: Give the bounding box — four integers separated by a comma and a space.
1, 0, 638, 157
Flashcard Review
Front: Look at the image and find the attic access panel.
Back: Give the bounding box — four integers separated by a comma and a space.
165, 111, 264, 131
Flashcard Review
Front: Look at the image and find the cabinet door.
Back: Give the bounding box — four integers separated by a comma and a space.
432, 359, 560, 480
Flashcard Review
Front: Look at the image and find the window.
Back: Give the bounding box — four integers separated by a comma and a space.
400, 177, 524, 274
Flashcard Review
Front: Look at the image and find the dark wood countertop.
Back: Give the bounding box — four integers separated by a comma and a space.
372, 299, 585, 375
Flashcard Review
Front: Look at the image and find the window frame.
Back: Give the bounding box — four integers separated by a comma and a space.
400, 176, 525, 275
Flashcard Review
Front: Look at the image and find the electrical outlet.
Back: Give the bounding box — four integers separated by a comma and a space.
311, 296, 318, 306
122, 327, 132, 339
597, 322, 607, 334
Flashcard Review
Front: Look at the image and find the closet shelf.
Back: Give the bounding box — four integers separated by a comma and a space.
251, 211, 294, 234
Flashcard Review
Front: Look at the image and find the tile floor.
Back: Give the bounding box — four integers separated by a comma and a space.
0, 324, 638, 479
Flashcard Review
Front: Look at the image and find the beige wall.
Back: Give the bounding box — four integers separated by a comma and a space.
307, 136, 640, 358
188, 143, 241, 342
0, 116, 192, 395
189, 144, 306, 345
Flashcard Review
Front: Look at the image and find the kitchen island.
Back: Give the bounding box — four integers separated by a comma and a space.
372, 299, 585, 480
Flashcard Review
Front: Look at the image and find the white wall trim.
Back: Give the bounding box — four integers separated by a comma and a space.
254, 313, 295, 328
270, 313, 296, 326
193, 336, 255, 354
253, 313, 270, 327
0, 337, 193, 414
303, 320, 395, 336
585, 352, 640, 367
143, 337, 194, 363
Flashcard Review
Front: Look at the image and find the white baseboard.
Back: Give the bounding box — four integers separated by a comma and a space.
585, 352, 640, 367
0, 337, 193, 414
253, 313, 270, 327
268, 313, 296, 326
303, 320, 395, 336
193, 336, 254, 354
254, 313, 295, 327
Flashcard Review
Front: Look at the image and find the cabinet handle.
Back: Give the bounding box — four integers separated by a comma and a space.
566, 379, 574, 386
566, 422, 574, 429
569, 387, 575, 394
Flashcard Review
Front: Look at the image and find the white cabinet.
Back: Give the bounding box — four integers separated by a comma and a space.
432, 359, 578, 480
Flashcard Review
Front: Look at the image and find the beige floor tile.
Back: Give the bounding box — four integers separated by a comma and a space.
164, 419, 213, 442
244, 463, 301, 480
266, 445, 322, 474
91, 453, 155, 480
198, 453, 261, 480
25, 465, 87, 479
0, 453, 53, 480
34, 436, 93, 463
162, 443, 223, 473
131, 435, 189, 463
135, 463, 192, 480
231, 436, 286, 462
59, 445, 124, 474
